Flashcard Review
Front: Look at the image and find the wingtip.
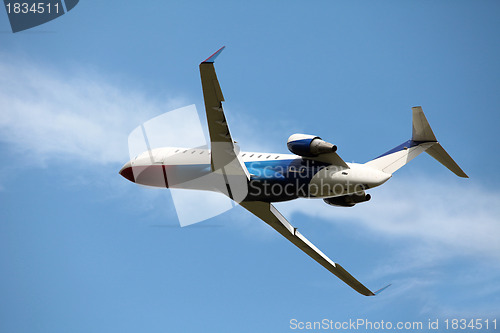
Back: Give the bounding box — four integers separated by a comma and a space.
373, 283, 392, 296
201, 46, 226, 64
458, 169, 469, 178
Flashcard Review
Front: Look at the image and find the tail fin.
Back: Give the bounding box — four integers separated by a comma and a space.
365, 107, 468, 178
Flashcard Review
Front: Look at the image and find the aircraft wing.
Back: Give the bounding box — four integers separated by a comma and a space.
239, 200, 379, 296
199, 47, 250, 180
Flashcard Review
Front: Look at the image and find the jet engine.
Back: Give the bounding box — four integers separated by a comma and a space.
287, 134, 337, 157
323, 193, 371, 207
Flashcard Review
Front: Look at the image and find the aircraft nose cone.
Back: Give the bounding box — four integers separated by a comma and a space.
119, 161, 135, 183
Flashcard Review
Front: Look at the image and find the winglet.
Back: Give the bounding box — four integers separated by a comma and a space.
202, 46, 226, 64
374, 284, 392, 296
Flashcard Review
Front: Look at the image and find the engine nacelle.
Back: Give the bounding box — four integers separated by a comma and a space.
287, 134, 337, 157
323, 193, 371, 207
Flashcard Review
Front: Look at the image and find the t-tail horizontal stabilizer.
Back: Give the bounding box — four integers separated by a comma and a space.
365, 107, 468, 178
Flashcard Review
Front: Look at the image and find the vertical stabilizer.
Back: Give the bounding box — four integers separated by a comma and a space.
412, 106, 436, 142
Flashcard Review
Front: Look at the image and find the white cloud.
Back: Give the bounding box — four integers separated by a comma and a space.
0, 55, 188, 165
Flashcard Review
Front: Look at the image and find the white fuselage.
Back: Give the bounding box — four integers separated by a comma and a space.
120, 147, 392, 202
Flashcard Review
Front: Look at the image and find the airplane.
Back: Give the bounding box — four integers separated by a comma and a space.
119, 46, 468, 296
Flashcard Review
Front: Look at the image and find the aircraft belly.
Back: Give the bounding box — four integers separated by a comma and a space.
245, 179, 300, 202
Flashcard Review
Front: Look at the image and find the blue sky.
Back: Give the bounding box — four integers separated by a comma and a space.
1, 1, 499, 332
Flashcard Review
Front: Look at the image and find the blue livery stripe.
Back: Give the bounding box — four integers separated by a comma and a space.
375, 140, 431, 159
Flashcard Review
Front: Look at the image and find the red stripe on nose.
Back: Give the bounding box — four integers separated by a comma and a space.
119, 162, 135, 183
